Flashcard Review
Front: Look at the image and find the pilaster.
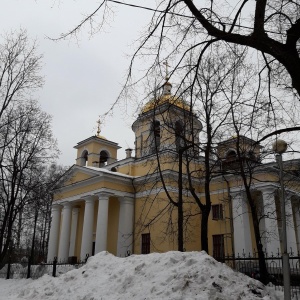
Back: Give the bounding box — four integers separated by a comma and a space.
80, 196, 95, 260
117, 197, 134, 257
95, 192, 110, 254
47, 204, 62, 262
232, 192, 253, 256
69, 207, 79, 257
285, 193, 298, 253
260, 187, 280, 255
58, 202, 72, 261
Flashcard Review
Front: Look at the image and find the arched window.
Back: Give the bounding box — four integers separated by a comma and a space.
175, 120, 184, 152
226, 150, 237, 161
99, 150, 109, 167
248, 150, 256, 161
151, 120, 160, 152
81, 150, 88, 166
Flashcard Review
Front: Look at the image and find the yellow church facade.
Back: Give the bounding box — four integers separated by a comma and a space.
47, 81, 300, 263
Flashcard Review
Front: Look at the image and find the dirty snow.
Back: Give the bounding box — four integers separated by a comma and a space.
0, 251, 283, 300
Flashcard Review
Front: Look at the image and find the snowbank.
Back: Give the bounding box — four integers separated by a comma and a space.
2, 251, 283, 300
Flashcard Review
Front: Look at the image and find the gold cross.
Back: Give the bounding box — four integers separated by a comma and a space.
96, 118, 102, 137
163, 60, 170, 80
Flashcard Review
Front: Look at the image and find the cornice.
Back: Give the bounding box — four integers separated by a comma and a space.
74, 135, 121, 149
54, 187, 135, 205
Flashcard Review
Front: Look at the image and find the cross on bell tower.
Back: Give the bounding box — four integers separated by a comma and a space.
162, 60, 171, 95
96, 118, 102, 137
163, 60, 170, 81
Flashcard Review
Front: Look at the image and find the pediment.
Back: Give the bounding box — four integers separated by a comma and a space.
55, 165, 101, 188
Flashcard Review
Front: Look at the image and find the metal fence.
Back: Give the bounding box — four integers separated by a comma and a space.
2, 251, 300, 298
216, 251, 300, 299
0, 255, 88, 280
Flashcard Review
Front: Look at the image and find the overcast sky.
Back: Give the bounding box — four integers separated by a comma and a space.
0, 1, 154, 166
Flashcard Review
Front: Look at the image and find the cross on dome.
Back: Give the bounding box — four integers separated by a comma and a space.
163, 60, 170, 81
96, 118, 102, 137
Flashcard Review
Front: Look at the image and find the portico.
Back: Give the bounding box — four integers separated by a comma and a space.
47, 160, 135, 262
230, 184, 299, 257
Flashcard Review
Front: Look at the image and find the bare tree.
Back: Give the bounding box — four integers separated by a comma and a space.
0, 99, 58, 268
59, 1, 300, 104
0, 30, 43, 119
0, 30, 45, 267
215, 49, 300, 283
16, 163, 67, 263
133, 44, 259, 253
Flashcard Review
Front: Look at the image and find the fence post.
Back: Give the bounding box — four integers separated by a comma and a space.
52, 257, 57, 277
27, 257, 31, 279
6, 255, 11, 279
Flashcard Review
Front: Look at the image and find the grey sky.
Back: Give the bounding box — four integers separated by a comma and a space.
0, 1, 152, 166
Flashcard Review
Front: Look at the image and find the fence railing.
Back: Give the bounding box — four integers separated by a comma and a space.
0, 255, 89, 280
215, 251, 300, 299
2, 251, 300, 298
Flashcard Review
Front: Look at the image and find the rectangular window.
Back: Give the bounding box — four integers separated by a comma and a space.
140, 135, 143, 156
212, 204, 223, 220
92, 241, 95, 256
141, 233, 150, 254
212, 234, 225, 261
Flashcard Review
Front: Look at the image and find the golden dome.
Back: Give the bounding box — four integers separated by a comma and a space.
96, 135, 107, 140
141, 81, 190, 113
141, 94, 190, 113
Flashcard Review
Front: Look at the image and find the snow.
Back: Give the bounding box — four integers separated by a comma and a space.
0, 251, 283, 300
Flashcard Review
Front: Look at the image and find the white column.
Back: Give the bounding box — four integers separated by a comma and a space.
58, 202, 72, 262
47, 204, 62, 262
95, 193, 110, 254
285, 194, 297, 254
260, 188, 281, 255
117, 197, 134, 257
69, 207, 79, 257
232, 192, 253, 256
80, 196, 95, 261
293, 200, 300, 253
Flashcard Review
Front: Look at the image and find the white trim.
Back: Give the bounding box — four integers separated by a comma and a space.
53, 188, 135, 205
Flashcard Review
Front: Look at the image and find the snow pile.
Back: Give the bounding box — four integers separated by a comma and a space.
3, 251, 283, 300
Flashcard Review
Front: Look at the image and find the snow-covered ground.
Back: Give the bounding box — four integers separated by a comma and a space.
0, 251, 283, 300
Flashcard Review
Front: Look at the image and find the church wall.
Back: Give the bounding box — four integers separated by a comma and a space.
65, 172, 93, 184
124, 154, 203, 179
133, 191, 202, 254
116, 162, 135, 176
208, 193, 232, 255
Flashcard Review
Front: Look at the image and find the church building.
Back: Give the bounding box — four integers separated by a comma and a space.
47, 79, 300, 263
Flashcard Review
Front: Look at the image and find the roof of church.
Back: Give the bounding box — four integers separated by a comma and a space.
141, 80, 190, 114
141, 94, 190, 113
74, 135, 121, 149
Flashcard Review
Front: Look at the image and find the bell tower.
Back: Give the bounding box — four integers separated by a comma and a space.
74, 120, 121, 167
132, 79, 202, 159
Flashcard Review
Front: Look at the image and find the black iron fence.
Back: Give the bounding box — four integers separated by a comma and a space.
216, 251, 300, 299
0, 255, 88, 280
2, 251, 300, 298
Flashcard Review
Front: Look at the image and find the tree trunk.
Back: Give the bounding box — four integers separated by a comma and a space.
201, 206, 210, 252
246, 189, 269, 285
177, 150, 184, 251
